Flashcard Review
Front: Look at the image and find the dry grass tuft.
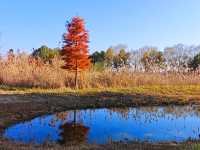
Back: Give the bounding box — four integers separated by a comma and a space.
0, 53, 200, 89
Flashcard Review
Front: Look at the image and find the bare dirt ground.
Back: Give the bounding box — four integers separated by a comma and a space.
0, 92, 199, 150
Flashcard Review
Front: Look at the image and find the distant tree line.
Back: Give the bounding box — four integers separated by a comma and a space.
32, 45, 60, 63
91, 44, 200, 72
6, 43, 200, 73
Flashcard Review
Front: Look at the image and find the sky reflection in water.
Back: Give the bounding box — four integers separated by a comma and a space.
3, 106, 200, 145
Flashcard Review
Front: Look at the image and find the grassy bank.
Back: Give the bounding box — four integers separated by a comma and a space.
1, 85, 200, 100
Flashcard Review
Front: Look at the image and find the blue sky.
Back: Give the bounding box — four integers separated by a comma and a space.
0, 0, 200, 54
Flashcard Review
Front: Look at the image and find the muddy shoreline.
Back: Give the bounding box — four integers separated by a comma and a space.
0, 92, 200, 149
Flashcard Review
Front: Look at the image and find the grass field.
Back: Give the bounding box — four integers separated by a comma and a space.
1, 85, 200, 101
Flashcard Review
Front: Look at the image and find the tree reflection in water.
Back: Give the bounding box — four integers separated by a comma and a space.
49, 112, 68, 127
4, 105, 200, 145
49, 106, 200, 144
109, 106, 198, 122
50, 110, 90, 144
58, 122, 89, 144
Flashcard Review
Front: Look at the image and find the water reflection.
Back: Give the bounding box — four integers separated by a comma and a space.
59, 122, 89, 145
3, 105, 200, 144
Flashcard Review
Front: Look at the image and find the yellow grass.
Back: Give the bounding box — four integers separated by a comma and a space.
1, 84, 200, 100
0, 54, 200, 90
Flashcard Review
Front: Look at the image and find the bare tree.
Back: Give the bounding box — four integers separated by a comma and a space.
131, 46, 158, 72
164, 44, 200, 73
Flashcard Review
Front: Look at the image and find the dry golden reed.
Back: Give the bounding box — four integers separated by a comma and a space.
0, 54, 200, 89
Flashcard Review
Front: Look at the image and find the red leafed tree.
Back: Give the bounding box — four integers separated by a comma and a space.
61, 17, 91, 88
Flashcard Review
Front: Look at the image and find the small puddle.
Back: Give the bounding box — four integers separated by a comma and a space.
3, 105, 200, 145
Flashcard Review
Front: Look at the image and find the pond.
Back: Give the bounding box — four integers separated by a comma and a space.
3, 105, 200, 145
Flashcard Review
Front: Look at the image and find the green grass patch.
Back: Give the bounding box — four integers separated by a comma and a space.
1, 85, 200, 99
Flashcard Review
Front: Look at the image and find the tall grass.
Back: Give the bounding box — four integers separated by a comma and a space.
0, 53, 200, 89
0, 54, 66, 88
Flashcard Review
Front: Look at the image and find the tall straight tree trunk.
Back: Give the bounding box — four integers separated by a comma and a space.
74, 59, 78, 89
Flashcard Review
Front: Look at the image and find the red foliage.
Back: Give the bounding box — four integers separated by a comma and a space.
61, 17, 91, 72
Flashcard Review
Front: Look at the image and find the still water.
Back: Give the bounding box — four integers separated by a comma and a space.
3, 106, 200, 145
